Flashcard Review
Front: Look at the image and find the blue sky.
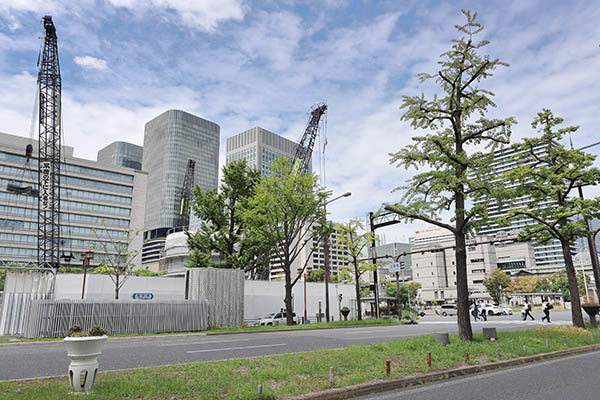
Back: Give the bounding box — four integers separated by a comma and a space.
1, 1, 599, 242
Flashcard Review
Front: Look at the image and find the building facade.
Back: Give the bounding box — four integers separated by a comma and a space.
97, 141, 143, 170
226, 126, 309, 175
410, 227, 535, 303
141, 110, 219, 268
0, 132, 147, 270
475, 143, 567, 273
143, 110, 219, 230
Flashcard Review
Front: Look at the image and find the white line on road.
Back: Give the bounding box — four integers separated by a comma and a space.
186, 343, 287, 354
161, 338, 252, 347
344, 328, 399, 335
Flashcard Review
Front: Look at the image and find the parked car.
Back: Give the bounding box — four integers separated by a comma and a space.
497, 304, 513, 315
414, 307, 426, 317
480, 303, 503, 316
257, 312, 297, 326
436, 304, 458, 317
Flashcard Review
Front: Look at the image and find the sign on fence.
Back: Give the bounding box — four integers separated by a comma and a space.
132, 293, 154, 300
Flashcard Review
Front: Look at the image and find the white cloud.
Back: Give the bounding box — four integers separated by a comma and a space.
73, 55, 107, 70
108, 0, 245, 31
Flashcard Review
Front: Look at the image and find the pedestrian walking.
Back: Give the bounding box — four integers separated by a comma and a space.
523, 300, 535, 321
481, 305, 487, 321
541, 298, 552, 323
472, 303, 480, 321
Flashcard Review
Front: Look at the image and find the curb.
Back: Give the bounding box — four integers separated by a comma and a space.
285, 343, 600, 400
0, 332, 209, 347
206, 323, 403, 336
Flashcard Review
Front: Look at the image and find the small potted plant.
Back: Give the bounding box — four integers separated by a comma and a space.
63, 324, 108, 392
341, 306, 350, 320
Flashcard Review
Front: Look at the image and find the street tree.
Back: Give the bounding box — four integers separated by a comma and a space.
500, 109, 600, 328
386, 10, 515, 340
241, 157, 330, 325
335, 219, 376, 320
506, 276, 540, 296
482, 269, 511, 304
91, 227, 140, 300
306, 269, 324, 282
186, 160, 269, 275
535, 271, 590, 303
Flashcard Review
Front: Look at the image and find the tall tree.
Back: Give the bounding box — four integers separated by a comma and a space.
186, 160, 269, 274
482, 269, 511, 304
386, 10, 515, 340
335, 219, 376, 320
242, 157, 330, 325
500, 109, 600, 328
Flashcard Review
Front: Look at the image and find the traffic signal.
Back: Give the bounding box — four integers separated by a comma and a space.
338, 293, 343, 302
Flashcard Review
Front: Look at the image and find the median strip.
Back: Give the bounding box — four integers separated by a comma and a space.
1, 326, 598, 399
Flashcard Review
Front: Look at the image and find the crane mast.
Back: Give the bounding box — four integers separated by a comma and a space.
291, 104, 327, 177
174, 159, 196, 229
38, 16, 62, 269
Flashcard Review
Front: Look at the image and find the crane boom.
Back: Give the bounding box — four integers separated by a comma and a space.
38, 16, 62, 269
291, 103, 327, 177
174, 159, 196, 229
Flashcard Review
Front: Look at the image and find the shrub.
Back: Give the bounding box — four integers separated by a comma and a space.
66, 324, 82, 337
88, 325, 107, 336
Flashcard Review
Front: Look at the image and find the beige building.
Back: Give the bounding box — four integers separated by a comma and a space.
411, 227, 535, 304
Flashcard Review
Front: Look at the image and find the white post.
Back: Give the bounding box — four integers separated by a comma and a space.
580, 246, 589, 297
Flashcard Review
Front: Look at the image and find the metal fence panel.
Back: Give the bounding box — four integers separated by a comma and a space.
23, 299, 209, 338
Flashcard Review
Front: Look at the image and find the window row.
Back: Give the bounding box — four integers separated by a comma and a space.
0, 232, 125, 251
0, 164, 133, 193
0, 191, 130, 216
0, 205, 130, 228
0, 151, 134, 182
0, 219, 128, 239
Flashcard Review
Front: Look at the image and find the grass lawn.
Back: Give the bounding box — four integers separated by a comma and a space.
0, 319, 403, 344
1, 326, 598, 399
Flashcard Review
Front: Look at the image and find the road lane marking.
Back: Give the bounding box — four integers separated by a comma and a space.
344, 329, 400, 335
187, 343, 287, 354
161, 339, 252, 347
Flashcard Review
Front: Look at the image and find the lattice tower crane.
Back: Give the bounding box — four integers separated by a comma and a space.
291, 103, 327, 177
174, 159, 196, 229
37, 16, 62, 269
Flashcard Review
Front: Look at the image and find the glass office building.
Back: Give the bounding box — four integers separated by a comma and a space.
97, 141, 143, 170
0, 132, 147, 269
142, 110, 219, 231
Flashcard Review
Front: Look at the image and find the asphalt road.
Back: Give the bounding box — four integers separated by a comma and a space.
357, 350, 600, 400
0, 311, 575, 381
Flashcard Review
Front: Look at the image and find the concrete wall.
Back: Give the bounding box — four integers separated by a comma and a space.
53, 273, 185, 301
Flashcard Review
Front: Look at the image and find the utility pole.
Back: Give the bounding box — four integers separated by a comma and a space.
369, 212, 380, 319
323, 206, 331, 322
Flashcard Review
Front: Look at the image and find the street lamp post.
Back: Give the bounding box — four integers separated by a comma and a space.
323, 192, 351, 322
80, 251, 94, 299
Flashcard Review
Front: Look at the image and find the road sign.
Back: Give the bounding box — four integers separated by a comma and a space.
132, 293, 154, 300
390, 262, 400, 271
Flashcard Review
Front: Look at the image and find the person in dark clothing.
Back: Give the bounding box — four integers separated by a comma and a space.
542, 298, 552, 322
480, 305, 487, 321
523, 300, 535, 320
472, 304, 480, 321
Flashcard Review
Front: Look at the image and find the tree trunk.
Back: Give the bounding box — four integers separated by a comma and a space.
560, 238, 585, 327
354, 262, 362, 321
115, 274, 120, 300
284, 268, 294, 326
455, 229, 473, 340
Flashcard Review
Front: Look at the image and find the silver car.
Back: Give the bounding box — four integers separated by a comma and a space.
436, 304, 458, 317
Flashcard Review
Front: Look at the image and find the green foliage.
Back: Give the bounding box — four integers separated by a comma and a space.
133, 269, 160, 276
306, 269, 324, 282
241, 157, 331, 324
187, 160, 268, 274
535, 271, 591, 302
507, 276, 541, 295
88, 325, 107, 336
0, 269, 5, 290
335, 220, 376, 320
386, 10, 515, 340
499, 109, 600, 327
482, 269, 511, 303
66, 324, 82, 337
92, 265, 117, 274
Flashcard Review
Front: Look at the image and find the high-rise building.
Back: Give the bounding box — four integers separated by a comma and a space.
0, 132, 147, 269
97, 141, 143, 170
226, 126, 310, 175
141, 110, 219, 269
225, 126, 321, 280
475, 143, 567, 273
